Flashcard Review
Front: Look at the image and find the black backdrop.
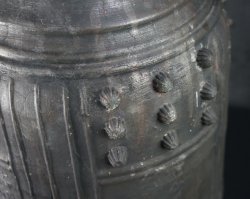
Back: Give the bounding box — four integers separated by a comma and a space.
224, 1, 250, 199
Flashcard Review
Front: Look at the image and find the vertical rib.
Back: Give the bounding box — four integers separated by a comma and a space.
8, 79, 34, 198
34, 84, 58, 199
62, 88, 81, 199
0, 100, 23, 199
80, 86, 98, 199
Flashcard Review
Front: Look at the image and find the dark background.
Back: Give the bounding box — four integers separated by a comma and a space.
224, 1, 250, 198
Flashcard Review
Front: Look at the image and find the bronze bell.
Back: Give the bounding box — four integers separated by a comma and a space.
0, 0, 230, 198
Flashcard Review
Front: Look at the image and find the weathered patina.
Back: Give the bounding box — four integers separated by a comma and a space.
0, 0, 231, 198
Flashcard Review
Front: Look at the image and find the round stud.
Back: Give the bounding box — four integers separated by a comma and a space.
158, 104, 177, 124
153, 72, 173, 93
200, 82, 217, 100
104, 117, 126, 140
196, 48, 214, 69
201, 107, 217, 125
161, 130, 179, 150
107, 146, 128, 167
99, 87, 120, 111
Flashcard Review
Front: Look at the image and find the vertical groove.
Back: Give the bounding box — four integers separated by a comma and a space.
8, 79, 34, 198
34, 84, 58, 199
0, 98, 23, 199
62, 88, 81, 199
80, 86, 98, 199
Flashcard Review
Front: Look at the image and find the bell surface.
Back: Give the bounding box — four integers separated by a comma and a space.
0, 0, 231, 198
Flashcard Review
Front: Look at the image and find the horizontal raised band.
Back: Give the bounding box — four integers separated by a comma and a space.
0, 0, 220, 78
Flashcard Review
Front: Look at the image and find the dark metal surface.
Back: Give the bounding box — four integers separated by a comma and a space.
0, 0, 230, 198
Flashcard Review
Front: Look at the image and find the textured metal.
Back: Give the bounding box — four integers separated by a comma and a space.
0, 0, 230, 199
